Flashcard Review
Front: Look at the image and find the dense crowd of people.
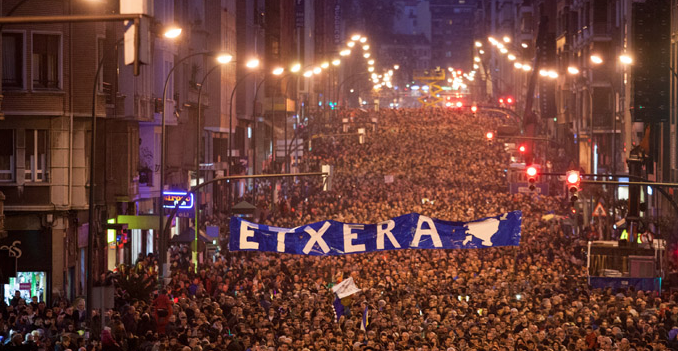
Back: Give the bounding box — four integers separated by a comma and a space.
2, 107, 678, 351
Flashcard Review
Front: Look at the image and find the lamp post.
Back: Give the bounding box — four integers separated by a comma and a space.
250, 67, 284, 196
568, 54, 630, 223
589, 54, 632, 175
193, 54, 232, 269
337, 72, 371, 109
158, 50, 219, 287
87, 37, 123, 323
227, 59, 260, 206
89, 25, 182, 314
589, 54, 632, 221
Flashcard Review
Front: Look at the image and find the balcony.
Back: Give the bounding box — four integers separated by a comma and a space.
132, 95, 154, 121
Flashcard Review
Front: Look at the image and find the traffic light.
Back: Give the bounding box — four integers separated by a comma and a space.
471, 105, 478, 113
456, 101, 463, 108
486, 131, 493, 145
519, 145, 526, 153
526, 166, 538, 191
506, 97, 513, 104
499, 98, 504, 104
566, 170, 580, 203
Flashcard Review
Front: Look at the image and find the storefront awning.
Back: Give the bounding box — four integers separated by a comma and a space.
116, 215, 161, 230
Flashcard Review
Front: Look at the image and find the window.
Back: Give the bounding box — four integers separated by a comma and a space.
0, 130, 14, 181
25, 129, 48, 182
32, 33, 60, 89
3, 33, 24, 89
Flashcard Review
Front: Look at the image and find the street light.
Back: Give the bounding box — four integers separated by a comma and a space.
225, 60, 262, 206
351, 34, 361, 41
163, 26, 182, 39
88, 36, 125, 322
246, 58, 260, 68
251, 67, 286, 175
159, 50, 223, 285
590, 55, 603, 65
619, 54, 633, 65
290, 63, 301, 72
194, 55, 233, 264
217, 54, 233, 64
567, 66, 580, 75
332, 59, 341, 66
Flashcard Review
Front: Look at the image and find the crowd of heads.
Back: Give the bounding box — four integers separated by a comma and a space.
2, 108, 678, 351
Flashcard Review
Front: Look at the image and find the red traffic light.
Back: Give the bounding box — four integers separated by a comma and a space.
526, 166, 538, 177
456, 101, 463, 108
486, 131, 494, 140
499, 98, 504, 104
471, 106, 478, 113
566, 170, 580, 185
526, 165, 538, 191
566, 170, 580, 202
507, 97, 513, 104
519, 145, 526, 153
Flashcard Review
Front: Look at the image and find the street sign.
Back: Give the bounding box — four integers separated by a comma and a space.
593, 202, 607, 217
163, 191, 195, 218
163, 191, 194, 209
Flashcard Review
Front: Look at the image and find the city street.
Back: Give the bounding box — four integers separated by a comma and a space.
1, 0, 678, 350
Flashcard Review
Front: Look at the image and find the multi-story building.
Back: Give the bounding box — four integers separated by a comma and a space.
392, 0, 432, 40
0, 0, 144, 303
429, 0, 477, 72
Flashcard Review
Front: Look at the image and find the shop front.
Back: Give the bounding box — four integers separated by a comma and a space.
1, 230, 52, 304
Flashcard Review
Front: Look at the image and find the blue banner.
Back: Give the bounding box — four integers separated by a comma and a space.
229, 211, 522, 255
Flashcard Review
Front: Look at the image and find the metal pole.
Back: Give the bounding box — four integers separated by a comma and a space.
587, 87, 594, 223
159, 51, 212, 288
87, 47, 104, 326
227, 70, 257, 208
252, 77, 268, 175
87, 37, 123, 323
0, 13, 146, 24
194, 64, 222, 271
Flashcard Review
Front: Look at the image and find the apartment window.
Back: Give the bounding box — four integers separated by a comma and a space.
25, 129, 48, 182
3, 33, 24, 89
32, 33, 60, 89
0, 130, 14, 181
